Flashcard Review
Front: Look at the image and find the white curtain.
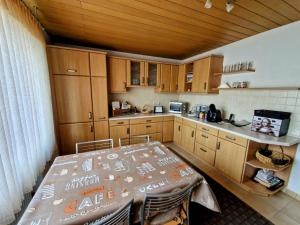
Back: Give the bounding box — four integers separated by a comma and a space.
0, 1, 56, 224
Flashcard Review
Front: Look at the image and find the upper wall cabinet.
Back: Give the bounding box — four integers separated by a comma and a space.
48, 48, 90, 76
90, 53, 107, 77
126, 60, 145, 87
108, 57, 127, 93
170, 65, 179, 93
145, 62, 161, 87
159, 64, 171, 92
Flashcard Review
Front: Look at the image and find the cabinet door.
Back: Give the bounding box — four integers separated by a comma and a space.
126, 60, 145, 86
177, 64, 186, 92
145, 62, 160, 86
160, 64, 171, 92
54, 76, 93, 124
173, 121, 182, 146
108, 57, 127, 93
49, 48, 90, 76
59, 122, 94, 155
181, 125, 196, 153
90, 53, 107, 77
215, 138, 246, 183
170, 65, 179, 92
110, 125, 130, 147
192, 57, 211, 93
163, 120, 174, 142
194, 143, 216, 166
91, 77, 108, 121
94, 120, 109, 140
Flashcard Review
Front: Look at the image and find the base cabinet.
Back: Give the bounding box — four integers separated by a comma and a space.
173, 121, 182, 146
180, 125, 196, 153
215, 138, 247, 183
94, 120, 109, 140
163, 120, 174, 142
110, 125, 130, 147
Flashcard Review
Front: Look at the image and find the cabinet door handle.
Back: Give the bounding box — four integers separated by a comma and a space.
200, 148, 207, 152
67, 68, 77, 73
161, 84, 165, 90
201, 134, 208, 139
216, 141, 221, 150
191, 130, 194, 137
146, 125, 152, 128
127, 127, 130, 135
88, 112, 93, 119
99, 116, 106, 120
203, 82, 207, 90
117, 122, 124, 125
225, 135, 236, 141
178, 125, 181, 131
146, 120, 152, 122
176, 84, 178, 90
90, 125, 94, 133
202, 127, 209, 132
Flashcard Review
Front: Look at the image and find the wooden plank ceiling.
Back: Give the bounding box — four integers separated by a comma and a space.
24, 0, 300, 59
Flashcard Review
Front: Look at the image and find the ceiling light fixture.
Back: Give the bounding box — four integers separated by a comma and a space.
225, 0, 235, 13
204, 0, 212, 9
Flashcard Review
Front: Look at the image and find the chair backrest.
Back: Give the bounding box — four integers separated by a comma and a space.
140, 179, 199, 225
76, 139, 114, 154
119, 135, 150, 147
93, 199, 133, 225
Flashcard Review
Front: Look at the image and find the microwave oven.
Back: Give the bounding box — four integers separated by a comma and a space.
169, 101, 188, 114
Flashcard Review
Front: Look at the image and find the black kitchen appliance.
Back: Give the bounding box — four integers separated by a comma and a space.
251, 110, 291, 137
206, 104, 222, 122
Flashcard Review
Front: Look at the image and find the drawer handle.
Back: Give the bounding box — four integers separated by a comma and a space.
88, 112, 93, 119
99, 116, 106, 120
90, 125, 94, 133
146, 125, 152, 128
225, 135, 236, 141
200, 148, 207, 152
216, 141, 221, 150
146, 120, 152, 122
178, 125, 181, 131
127, 127, 130, 134
202, 127, 209, 131
67, 69, 77, 73
117, 122, 124, 125
201, 134, 208, 139
191, 130, 195, 138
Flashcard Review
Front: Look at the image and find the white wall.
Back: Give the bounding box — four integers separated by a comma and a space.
179, 21, 300, 195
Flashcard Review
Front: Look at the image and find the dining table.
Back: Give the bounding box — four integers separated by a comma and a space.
18, 141, 220, 225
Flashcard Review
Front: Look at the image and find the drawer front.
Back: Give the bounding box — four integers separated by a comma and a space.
148, 133, 162, 142
163, 116, 174, 121
110, 119, 129, 126
194, 143, 216, 166
174, 117, 182, 123
182, 119, 197, 128
218, 130, 248, 147
130, 117, 163, 124
196, 124, 219, 136
130, 122, 162, 135
196, 131, 217, 150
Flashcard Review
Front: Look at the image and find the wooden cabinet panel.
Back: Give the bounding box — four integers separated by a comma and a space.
163, 116, 174, 121
145, 62, 160, 86
163, 120, 174, 142
196, 124, 219, 136
148, 133, 162, 142
91, 77, 108, 121
192, 57, 211, 93
194, 143, 216, 166
130, 117, 163, 125
173, 121, 182, 146
94, 120, 109, 140
215, 138, 247, 183
170, 65, 179, 92
177, 64, 185, 93
218, 130, 248, 147
130, 122, 162, 135
110, 125, 130, 147
59, 122, 94, 155
90, 53, 107, 77
182, 119, 197, 128
126, 60, 145, 86
160, 64, 171, 92
181, 125, 196, 153
108, 57, 127, 93
49, 48, 90, 76
54, 75, 93, 124
196, 131, 217, 150
110, 119, 130, 126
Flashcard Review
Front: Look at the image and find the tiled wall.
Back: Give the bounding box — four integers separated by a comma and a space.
179, 89, 300, 137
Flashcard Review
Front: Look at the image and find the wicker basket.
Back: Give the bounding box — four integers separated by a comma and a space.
256, 150, 291, 168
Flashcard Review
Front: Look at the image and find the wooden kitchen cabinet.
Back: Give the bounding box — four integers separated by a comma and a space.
59, 122, 94, 155
130, 123, 162, 136
215, 138, 247, 183
53, 75, 93, 124
48, 47, 90, 76
90, 53, 107, 77
110, 125, 130, 147
108, 57, 127, 93
94, 120, 109, 140
163, 120, 174, 142
159, 64, 171, 92
177, 64, 186, 92
91, 77, 108, 121
170, 65, 179, 92
181, 124, 196, 153
126, 59, 145, 86
196, 130, 218, 150
194, 143, 216, 166
145, 62, 161, 86
173, 120, 182, 146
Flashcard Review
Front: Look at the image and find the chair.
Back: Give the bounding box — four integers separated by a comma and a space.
94, 199, 133, 225
76, 139, 114, 154
119, 135, 150, 147
140, 179, 199, 225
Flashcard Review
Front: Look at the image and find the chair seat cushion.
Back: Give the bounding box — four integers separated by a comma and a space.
148, 207, 180, 225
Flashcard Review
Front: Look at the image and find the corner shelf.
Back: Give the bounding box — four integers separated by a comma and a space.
246, 159, 291, 172
214, 69, 255, 76
241, 179, 285, 197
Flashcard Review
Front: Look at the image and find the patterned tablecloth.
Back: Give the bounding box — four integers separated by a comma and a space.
18, 142, 220, 225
